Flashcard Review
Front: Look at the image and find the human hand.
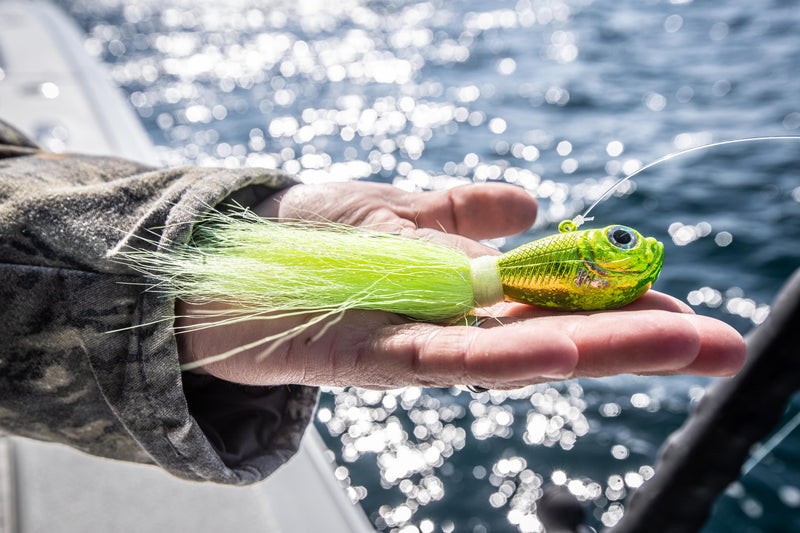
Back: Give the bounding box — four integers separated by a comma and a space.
176, 182, 746, 389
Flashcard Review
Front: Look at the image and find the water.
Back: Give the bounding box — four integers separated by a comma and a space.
54, 0, 800, 530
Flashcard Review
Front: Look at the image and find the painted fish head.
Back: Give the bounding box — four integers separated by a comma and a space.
579, 224, 664, 300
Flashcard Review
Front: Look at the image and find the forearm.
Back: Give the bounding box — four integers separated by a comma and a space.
0, 119, 316, 483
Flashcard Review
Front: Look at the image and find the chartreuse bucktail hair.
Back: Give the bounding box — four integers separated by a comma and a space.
124, 210, 664, 324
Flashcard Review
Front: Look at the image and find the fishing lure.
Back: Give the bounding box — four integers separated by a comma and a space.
492, 220, 663, 311
125, 210, 663, 325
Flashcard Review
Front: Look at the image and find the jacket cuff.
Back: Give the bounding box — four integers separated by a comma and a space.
99, 168, 319, 484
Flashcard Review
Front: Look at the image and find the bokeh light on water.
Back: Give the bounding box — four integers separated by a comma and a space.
56, 0, 800, 530
314, 382, 685, 532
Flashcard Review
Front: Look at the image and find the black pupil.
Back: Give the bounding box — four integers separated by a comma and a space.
613, 229, 632, 244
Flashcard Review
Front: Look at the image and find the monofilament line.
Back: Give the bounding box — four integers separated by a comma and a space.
575, 136, 800, 227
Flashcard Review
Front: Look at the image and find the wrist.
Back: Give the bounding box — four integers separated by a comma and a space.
252, 185, 297, 218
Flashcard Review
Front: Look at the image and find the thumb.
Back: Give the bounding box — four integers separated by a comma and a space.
403, 183, 537, 240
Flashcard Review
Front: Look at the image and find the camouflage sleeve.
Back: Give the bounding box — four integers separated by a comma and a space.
0, 119, 318, 484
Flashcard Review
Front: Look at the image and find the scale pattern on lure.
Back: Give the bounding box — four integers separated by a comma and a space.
124, 211, 664, 324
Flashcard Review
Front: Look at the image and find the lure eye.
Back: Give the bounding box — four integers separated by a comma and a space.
607, 226, 638, 250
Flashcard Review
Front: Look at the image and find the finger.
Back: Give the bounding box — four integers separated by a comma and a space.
566, 311, 745, 378
651, 315, 746, 377
365, 321, 579, 388
403, 183, 537, 240
361, 309, 735, 388
185, 304, 745, 389
563, 311, 703, 377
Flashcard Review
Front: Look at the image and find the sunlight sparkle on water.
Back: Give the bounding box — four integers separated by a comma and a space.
687, 286, 770, 326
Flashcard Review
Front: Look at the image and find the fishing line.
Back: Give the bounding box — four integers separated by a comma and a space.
742, 409, 800, 475
575, 135, 800, 228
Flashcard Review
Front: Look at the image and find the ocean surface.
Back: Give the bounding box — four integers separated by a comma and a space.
56, 0, 800, 531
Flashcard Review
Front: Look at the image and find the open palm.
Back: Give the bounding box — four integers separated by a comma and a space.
176, 182, 745, 389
